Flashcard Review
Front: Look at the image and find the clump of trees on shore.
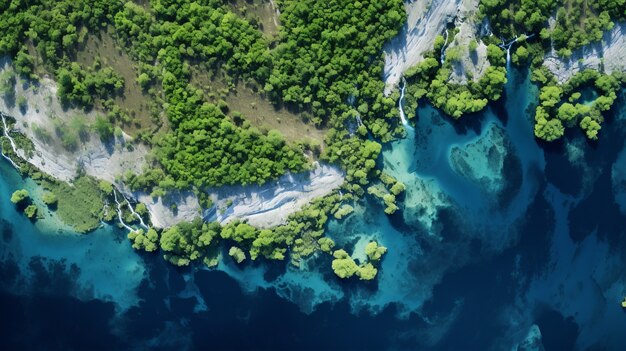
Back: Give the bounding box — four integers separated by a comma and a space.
331, 241, 387, 280
533, 69, 625, 141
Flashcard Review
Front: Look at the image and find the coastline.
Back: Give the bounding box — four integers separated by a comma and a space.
0, 57, 345, 231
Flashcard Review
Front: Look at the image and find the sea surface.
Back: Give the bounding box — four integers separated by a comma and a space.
1, 68, 626, 350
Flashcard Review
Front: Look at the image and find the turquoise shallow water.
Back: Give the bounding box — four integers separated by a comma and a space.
0, 160, 147, 313
1, 68, 626, 350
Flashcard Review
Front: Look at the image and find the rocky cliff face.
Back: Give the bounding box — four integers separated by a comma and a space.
205, 163, 344, 228
544, 22, 626, 84
132, 163, 345, 229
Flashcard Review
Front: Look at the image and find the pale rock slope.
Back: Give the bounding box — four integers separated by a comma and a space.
544, 23, 626, 83
0, 57, 147, 183
383, 0, 461, 94
205, 163, 344, 228
131, 163, 344, 229
383, 0, 485, 93
132, 190, 202, 229
446, 0, 490, 84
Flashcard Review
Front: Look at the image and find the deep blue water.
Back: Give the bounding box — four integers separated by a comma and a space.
1, 68, 626, 350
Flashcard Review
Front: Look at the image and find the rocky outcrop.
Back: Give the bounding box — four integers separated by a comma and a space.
133, 191, 203, 229
0, 57, 147, 183
544, 22, 626, 84
446, 0, 490, 84
128, 163, 345, 229
205, 163, 344, 228
383, 0, 461, 94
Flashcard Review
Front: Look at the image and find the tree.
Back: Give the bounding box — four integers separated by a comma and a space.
469, 39, 478, 53
357, 263, 378, 280
365, 241, 387, 261
383, 194, 398, 214
580, 116, 601, 140
24, 204, 38, 219
17, 95, 27, 111
486, 44, 506, 66
10, 189, 30, 206
128, 228, 159, 252
333, 204, 354, 219
513, 46, 529, 65
540, 86, 563, 108
159, 219, 220, 266
390, 181, 406, 195
534, 114, 564, 141
135, 203, 148, 216
229, 246, 246, 263
99, 181, 114, 195
331, 249, 359, 278
317, 237, 335, 253
137, 73, 151, 89
221, 222, 258, 243
478, 67, 508, 100
556, 102, 578, 123
92, 116, 114, 141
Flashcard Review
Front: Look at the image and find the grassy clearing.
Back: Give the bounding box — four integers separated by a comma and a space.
75, 29, 164, 136
191, 66, 327, 146
39, 176, 105, 233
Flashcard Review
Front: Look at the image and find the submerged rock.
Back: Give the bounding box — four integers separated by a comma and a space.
449, 124, 521, 202
516, 324, 546, 351
402, 176, 450, 234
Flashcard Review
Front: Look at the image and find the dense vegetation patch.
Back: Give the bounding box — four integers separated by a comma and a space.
532, 68, 626, 141
331, 241, 387, 280
39, 176, 106, 233
480, 0, 626, 56
112, 0, 310, 190
402, 34, 508, 120
266, 0, 404, 136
